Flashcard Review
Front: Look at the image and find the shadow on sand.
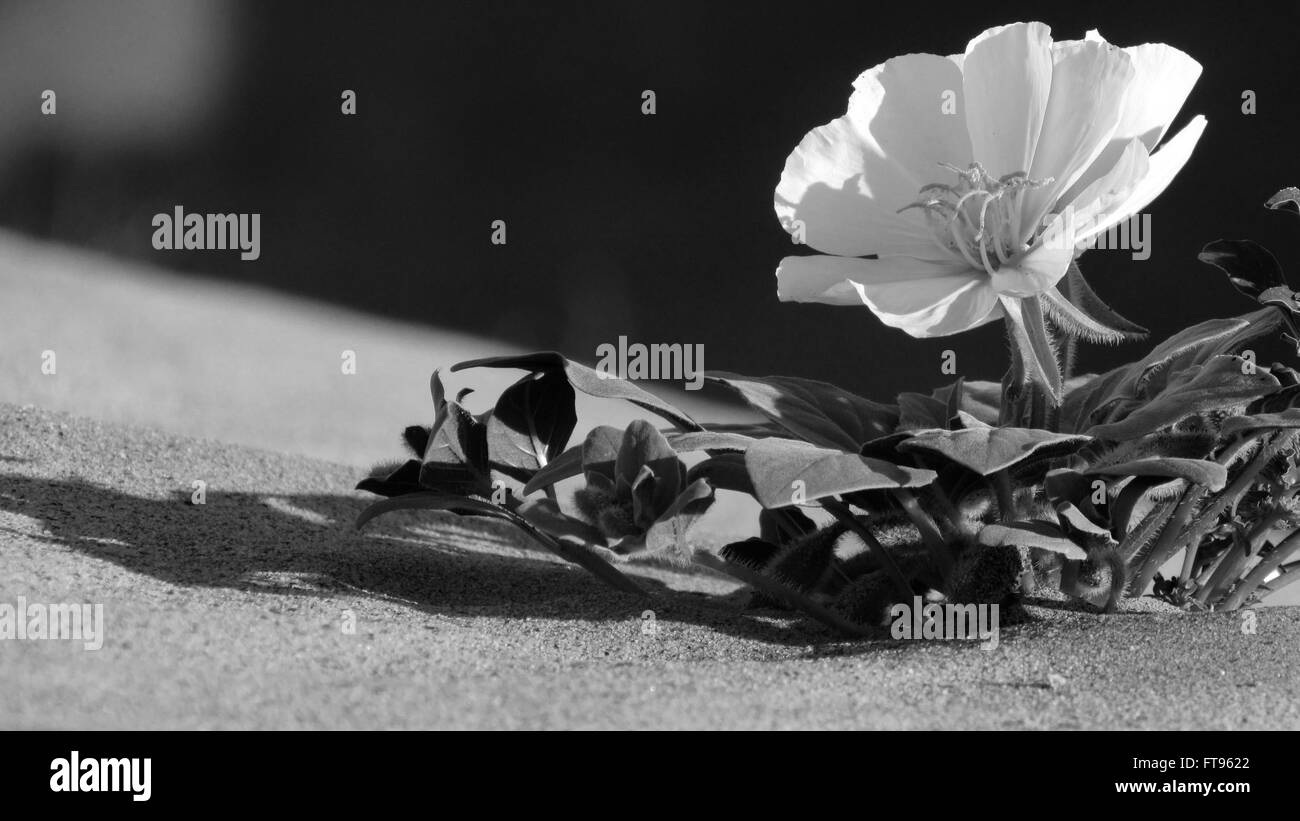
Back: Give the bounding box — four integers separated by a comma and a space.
0, 472, 884, 648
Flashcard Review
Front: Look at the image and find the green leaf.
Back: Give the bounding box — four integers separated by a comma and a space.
896, 392, 950, 431
665, 430, 755, 453
977, 521, 1088, 560
744, 437, 935, 509
1219, 409, 1300, 438
355, 491, 507, 528
1085, 355, 1281, 441
1060, 262, 1148, 339
453, 351, 702, 431
616, 420, 685, 513
419, 399, 492, 496
521, 443, 585, 495
579, 425, 624, 485
705, 373, 898, 450
516, 497, 607, 545
1084, 457, 1227, 492
356, 459, 423, 497
1061, 315, 1256, 432
685, 453, 754, 495
485, 370, 577, 480
897, 422, 1090, 476
933, 379, 1001, 425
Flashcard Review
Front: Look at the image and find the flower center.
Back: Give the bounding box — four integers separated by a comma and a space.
900, 162, 1053, 276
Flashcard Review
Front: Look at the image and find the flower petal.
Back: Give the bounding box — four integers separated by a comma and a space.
775, 254, 1001, 337
1019, 38, 1134, 239
990, 216, 1077, 297
775, 53, 972, 258
962, 22, 1054, 181
1065, 136, 1151, 244
1060, 29, 1202, 204
1097, 115, 1207, 235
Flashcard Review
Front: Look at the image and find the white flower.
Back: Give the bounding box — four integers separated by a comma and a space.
775, 22, 1204, 339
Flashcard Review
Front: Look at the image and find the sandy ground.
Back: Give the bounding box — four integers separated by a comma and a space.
2, 403, 1298, 730
1, 234, 1298, 729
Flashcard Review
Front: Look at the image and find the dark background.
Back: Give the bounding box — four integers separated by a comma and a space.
3, 0, 1298, 401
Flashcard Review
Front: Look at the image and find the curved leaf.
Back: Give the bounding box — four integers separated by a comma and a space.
453, 351, 702, 431
1267, 187, 1300, 215
977, 521, 1088, 561
1219, 409, 1300, 438
521, 443, 585, 495
744, 437, 935, 509
1198, 239, 1287, 300
486, 370, 577, 477
666, 430, 755, 453
898, 424, 1090, 476
1086, 355, 1280, 441
1061, 315, 1256, 432
685, 453, 754, 495
706, 373, 897, 450
1084, 457, 1227, 492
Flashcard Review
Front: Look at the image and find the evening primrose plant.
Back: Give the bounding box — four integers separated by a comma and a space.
356, 22, 1300, 635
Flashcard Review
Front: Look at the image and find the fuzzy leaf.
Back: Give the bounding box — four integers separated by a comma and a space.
1266, 187, 1300, 216
420, 399, 492, 496
644, 479, 716, 561
977, 522, 1088, 561
1219, 408, 1300, 438
1086, 355, 1280, 441
453, 351, 702, 431
1061, 315, 1257, 432
516, 497, 607, 545
1061, 263, 1148, 339
898, 423, 1090, 476
1084, 457, 1227, 492
719, 538, 781, 570
616, 420, 685, 513
356, 459, 424, 498
706, 373, 897, 450
744, 437, 935, 509
896, 392, 950, 431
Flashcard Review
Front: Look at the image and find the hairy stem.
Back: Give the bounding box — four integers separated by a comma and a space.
823, 498, 912, 601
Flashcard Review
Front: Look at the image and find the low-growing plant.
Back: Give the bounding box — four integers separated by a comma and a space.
356, 24, 1300, 635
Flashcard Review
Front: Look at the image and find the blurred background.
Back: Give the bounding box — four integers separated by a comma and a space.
1, 0, 1299, 411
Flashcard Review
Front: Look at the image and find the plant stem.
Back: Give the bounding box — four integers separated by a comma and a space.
823, 498, 912, 601
1221, 528, 1300, 610
893, 488, 954, 583
1132, 483, 1204, 597
991, 470, 1017, 523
